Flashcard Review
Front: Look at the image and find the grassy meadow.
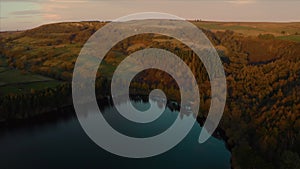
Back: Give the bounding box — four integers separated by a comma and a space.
0, 56, 61, 95
194, 21, 300, 37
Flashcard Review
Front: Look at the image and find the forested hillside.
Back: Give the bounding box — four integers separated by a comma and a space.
0, 21, 300, 169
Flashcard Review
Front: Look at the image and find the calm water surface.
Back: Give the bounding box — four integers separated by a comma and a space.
0, 99, 231, 169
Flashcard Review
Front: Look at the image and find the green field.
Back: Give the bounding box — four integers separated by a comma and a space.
194, 22, 259, 31
0, 56, 61, 95
193, 21, 300, 38
276, 35, 300, 43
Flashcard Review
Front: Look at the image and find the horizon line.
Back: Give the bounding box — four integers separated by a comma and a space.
1, 19, 300, 32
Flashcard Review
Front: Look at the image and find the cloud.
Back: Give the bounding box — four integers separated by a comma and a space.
1, 0, 89, 2
49, 0, 89, 3
226, 0, 257, 4
1, 0, 42, 2
18, 21, 34, 24
10, 10, 42, 16
43, 14, 61, 20
15, 15, 37, 18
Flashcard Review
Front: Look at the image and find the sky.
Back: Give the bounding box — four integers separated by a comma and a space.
0, 0, 300, 31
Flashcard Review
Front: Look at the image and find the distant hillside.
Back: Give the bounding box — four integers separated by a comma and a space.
194, 21, 300, 39
0, 21, 299, 81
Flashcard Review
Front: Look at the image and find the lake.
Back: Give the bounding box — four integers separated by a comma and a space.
0, 98, 231, 169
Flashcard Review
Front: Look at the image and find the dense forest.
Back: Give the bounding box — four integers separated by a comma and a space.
0, 21, 300, 169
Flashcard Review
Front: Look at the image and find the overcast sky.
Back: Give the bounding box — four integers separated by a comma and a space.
1, 0, 299, 31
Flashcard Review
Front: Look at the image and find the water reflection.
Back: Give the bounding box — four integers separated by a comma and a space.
0, 96, 231, 169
